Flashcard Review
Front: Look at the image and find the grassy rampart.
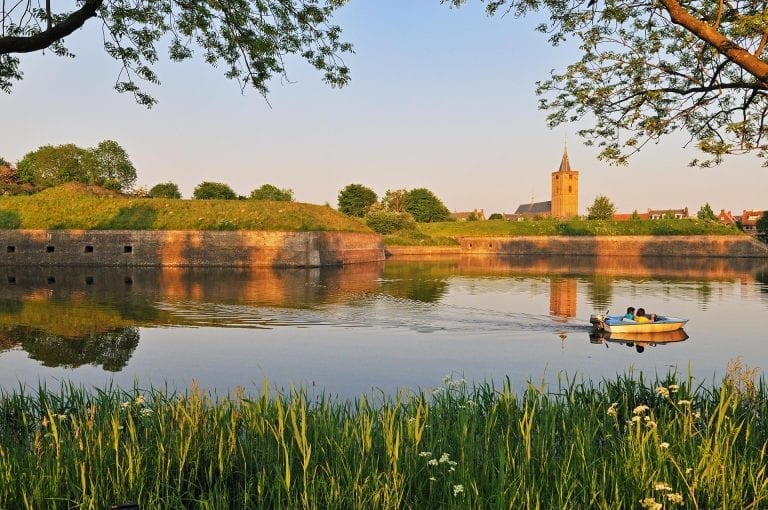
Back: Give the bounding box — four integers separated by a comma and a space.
383, 218, 743, 245
0, 184, 369, 232
1, 371, 766, 508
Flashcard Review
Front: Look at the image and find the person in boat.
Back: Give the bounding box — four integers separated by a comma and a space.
634, 308, 655, 322
623, 307, 636, 320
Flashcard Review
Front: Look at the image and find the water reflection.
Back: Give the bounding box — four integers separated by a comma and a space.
590, 329, 690, 353
0, 255, 766, 376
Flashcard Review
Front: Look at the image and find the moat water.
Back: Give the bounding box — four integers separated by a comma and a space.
0, 255, 766, 398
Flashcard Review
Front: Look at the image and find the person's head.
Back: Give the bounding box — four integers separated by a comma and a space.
626, 306, 635, 314
636, 345, 645, 353
636, 308, 646, 317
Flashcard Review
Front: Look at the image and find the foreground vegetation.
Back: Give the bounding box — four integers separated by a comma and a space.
1, 368, 766, 509
382, 218, 743, 246
0, 185, 369, 232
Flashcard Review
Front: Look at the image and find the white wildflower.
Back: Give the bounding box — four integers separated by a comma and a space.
439, 453, 450, 464
640, 497, 662, 510
633, 405, 650, 415
428, 459, 438, 466
669, 384, 679, 393
654, 482, 672, 492
666, 493, 684, 504
419, 451, 432, 458
656, 387, 670, 399
453, 484, 464, 496
607, 402, 618, 416
135, 395, 146, 406
660, 442, 670, 449
677, 400, 691, 406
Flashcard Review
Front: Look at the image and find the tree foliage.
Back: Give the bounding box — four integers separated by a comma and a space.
757, 211, 768, 234
450, 0, 768, 166
0, 1, 352, 105
403, 188, 451, 223
249, 184, 294, 202
381, 189, 408, 212
586, 195, 616, 220
193, 181, 238, 200
488, 213, 504, 220
16, 141, 136, 192
0, 156, 9, 167
337, 184, 377, 217
697, 202, 717, 220
149, 182, 182, 199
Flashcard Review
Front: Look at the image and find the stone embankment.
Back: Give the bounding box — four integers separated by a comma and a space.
386, 235, 768, 258
0, 230, 384, 267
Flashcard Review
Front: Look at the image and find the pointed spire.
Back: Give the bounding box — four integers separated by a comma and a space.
558, 145, 571, 173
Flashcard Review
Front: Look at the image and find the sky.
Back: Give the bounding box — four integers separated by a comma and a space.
1, 1, 767, 216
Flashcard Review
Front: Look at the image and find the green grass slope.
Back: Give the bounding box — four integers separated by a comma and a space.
383, 218, 743, 245
0, 184, 370, 232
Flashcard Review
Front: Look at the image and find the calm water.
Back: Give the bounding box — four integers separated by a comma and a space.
0, 255, 766, 398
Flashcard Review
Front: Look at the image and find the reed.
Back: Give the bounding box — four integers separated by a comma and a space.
1, 371, 766, 509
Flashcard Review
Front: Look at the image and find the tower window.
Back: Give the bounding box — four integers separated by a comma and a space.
569, 186, 572, 192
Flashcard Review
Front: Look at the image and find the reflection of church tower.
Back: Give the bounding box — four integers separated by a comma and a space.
550, 278, 577, 319
551, 146, 579, 219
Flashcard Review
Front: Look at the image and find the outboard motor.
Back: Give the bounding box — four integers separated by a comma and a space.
590, 314, 606, 331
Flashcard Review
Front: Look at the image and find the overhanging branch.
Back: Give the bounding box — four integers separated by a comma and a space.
0, 0, 102, 55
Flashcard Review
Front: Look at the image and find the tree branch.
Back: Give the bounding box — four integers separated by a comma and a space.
658, 0, 768, 84
0, 0, 102, 55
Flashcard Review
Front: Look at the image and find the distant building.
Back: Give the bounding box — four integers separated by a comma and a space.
717, 209, 737, 226
647, 207, 689, 220
613, 208, 689, 220
511, 147, 579, 220
451, 209, 486, 221
550, 147, 579, 219
739, 209, 765, 236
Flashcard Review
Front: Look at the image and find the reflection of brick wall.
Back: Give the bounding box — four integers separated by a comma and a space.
0, 230, 384, 267
460, 236, 768, 258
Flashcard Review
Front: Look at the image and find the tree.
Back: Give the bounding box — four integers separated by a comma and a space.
149, 182, 182, 199
381, 189, 408, 212
16, 141, 136, 192
1, 1, 352, 106
82, 140, 137, 191
193, 181, 238, 200
450, 0, 768, 166
249, 184, 294, 202
586, 195, 616, 220
17, 144, 87, 188
403, 188, 451, 223
697, 203, 717, 221
488, 213, 503, 220
0, 156, 9, 167
337, 184, 377, 217
757, 211, 768, 235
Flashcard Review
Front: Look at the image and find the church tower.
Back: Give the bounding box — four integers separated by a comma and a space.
551, 146, 579, 219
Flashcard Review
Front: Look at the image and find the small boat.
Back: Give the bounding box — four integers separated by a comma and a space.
590, 313, 688, 334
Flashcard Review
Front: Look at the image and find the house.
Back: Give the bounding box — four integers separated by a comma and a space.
717, 209, 737, 226
612, 211, 650, 221
739, 209, 765, 236
451, 209, 486, 221
646, 207, 689, 220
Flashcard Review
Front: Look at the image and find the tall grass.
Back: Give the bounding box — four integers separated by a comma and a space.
1, 372, 766, 509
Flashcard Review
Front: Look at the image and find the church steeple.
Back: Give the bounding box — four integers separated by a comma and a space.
550, 144, 579, 219
558, 146, 572, 173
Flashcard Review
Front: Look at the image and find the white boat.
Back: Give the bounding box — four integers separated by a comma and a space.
590, 314, 688, 334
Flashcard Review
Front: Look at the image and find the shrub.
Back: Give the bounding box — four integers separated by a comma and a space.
364, 210, 417, 234
193, 181, 237, 200
149, 182, 182, 199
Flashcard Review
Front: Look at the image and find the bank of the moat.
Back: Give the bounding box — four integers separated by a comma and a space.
1, 231, 766, 267
0, 230, 384, 267
386, 235, 768, 258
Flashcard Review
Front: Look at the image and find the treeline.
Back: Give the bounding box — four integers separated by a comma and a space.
0, 145, 295, 202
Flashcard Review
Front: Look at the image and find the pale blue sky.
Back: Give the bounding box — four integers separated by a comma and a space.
1, 0, 766, 215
